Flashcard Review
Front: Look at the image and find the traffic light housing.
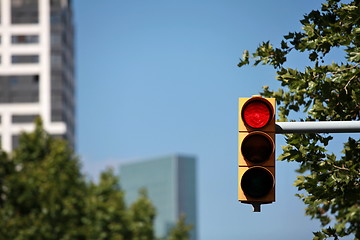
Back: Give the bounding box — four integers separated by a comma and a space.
238, 96, 276, 211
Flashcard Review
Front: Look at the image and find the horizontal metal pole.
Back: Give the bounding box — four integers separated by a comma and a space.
276, 121, 360, 134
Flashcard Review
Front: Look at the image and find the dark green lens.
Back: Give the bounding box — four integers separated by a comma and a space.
241, 167, 273, 198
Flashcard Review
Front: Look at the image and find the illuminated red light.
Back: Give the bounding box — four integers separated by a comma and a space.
242, 100, 272, 129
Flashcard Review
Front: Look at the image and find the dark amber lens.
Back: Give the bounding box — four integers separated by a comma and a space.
241, 167, 274, 198
241, 134, 273, 163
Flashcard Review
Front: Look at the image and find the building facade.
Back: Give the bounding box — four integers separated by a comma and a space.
120, 155, 197, 240
0, 0, 75, 151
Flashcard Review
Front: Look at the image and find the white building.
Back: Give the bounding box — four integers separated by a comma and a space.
0, 0, 75, 151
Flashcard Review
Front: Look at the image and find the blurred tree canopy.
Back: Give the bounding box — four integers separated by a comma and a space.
0, 118, 191, 240
239, 0, 360, 239
166, 215, 193, 240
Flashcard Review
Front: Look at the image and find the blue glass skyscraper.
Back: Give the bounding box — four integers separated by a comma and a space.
120, 154, 197, 240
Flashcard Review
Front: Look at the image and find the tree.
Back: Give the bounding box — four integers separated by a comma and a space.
0, 118, 87, 239
0, 118, 192, 239
84, 169, 131, 240
238, 0, 360, 239
128, 188, 156, 240
166, 214, 193, 240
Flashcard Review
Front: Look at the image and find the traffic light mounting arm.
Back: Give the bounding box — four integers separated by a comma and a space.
276, 121, 360, 134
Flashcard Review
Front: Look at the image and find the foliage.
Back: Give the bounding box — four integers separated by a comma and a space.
238, 0, 360, 239
0, 118, 87, 239
166, 214, 193, 240
84, 169, 131, 240
128, 189, 156, 240
0, 119, 192, 240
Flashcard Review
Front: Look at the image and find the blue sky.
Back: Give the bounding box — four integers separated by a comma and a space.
73, 1, 352, 239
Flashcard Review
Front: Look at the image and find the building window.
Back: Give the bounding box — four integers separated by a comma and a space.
51, 12, 62, 25
51, 52, 62, 67
12, 135, 20, 150
50, 0, 61, 8
12, 35, 39, 44
51, 32, 61, 45
12, 54, 39, 64
0, 75, 39, 103
51, 103, 65, 121
12, 114, 38, 123
11, 0, 39, 24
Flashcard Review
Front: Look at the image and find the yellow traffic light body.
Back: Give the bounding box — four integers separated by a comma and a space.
238, 96, 276, 206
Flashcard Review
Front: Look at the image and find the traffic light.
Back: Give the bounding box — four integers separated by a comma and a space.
238, 96, 276, 211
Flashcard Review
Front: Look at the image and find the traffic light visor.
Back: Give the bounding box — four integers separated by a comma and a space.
242, 99, 272, 129
241, 167, 274, 199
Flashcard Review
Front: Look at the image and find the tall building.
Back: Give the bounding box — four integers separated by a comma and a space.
120, 154, 197, 240
0, 0, 75, 151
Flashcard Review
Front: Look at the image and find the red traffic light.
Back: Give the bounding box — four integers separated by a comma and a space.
242, 100, 273, 129
238, 97, 276, 210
